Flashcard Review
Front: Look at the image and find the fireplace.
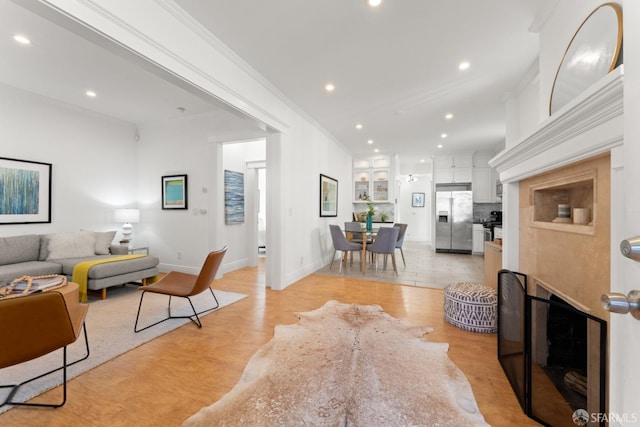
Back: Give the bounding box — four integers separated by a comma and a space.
498, 270, 607, 427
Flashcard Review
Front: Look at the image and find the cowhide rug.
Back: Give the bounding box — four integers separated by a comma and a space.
184, 300, 489, 426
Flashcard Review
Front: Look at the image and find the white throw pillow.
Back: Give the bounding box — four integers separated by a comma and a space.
46, 231, 97, 260
92, 230, 117, 255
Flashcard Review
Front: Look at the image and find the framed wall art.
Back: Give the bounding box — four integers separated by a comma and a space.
162, 174, 188, 210
319, 174, 338, 217
224, 170, 245, 225
0, 157, 52, 224
412, 192, 425, 208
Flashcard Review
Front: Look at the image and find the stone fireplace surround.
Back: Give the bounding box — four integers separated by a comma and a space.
490, 67, 623, 426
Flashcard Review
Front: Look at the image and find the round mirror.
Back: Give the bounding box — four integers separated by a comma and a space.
549, 3, 622, 116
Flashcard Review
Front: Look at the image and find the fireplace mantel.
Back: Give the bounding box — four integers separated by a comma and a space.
490, 66, 623, 183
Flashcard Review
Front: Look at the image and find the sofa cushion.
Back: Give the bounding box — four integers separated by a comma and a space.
46, 231, 96, 260
0, 235, 41, 266
38, 234, 54, 261
52, 255, 160, 278
0, 261, 62, 283
93, 231, 117, 255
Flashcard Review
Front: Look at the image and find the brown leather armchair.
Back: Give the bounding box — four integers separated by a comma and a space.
134, 247, 227, 332
0, 283, 89, 408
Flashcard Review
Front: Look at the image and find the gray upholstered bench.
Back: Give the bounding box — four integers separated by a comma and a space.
443, 282, 497, 333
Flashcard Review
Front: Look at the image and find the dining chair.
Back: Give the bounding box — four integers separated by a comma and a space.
366, 226, 400, 275
393, 223, 408, 267
0, 285, 90, 408
134, 247, 227, 332
329, 225, 362, 273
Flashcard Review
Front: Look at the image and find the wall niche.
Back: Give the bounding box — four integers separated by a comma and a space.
530, 169, 596, 235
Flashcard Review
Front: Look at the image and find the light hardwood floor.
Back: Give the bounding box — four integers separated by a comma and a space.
0, 256, 539, 427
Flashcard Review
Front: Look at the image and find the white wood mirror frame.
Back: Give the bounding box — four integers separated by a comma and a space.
549, 2, 623, 116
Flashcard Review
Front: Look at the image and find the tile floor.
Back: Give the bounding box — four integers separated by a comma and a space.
315, 241, 485, 289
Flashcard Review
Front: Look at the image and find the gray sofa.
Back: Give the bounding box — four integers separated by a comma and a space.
0, 232, 159, 299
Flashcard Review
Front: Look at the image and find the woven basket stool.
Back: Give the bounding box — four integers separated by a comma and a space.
443, 282, 497, 333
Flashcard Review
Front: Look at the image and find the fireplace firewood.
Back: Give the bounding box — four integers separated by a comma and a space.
564, 370, 587, 396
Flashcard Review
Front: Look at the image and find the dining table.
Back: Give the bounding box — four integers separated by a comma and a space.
345, 227, 378, 273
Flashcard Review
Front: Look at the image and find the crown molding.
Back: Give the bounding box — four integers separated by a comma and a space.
490, 66, 623, 183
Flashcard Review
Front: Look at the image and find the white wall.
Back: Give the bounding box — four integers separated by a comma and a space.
397, 175, 431, 243
0, 83, 137, 239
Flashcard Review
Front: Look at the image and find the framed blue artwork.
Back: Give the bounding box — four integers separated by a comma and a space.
224, 170, 245, 225
162, 174, 188, 210
0, 157, 52, 224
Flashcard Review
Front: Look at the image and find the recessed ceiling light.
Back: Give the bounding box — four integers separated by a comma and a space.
356, 124, 363, 130
420, 159, 425, 163
437, 144, 443, 149
445, 113, 453, 119
13, 34, 30, 45
441, 133, 447, 138
374, 148, 379, 153
85, 90, 97, 98
367, 139, 374, 144
458, 61, 470, 71
367, 0, 382, 7
325, 83, 335, 92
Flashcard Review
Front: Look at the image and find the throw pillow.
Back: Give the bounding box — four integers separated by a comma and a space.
93, 230, 117, 255
46, 231, 96, 260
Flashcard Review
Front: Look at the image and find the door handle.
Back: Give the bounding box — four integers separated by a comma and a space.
620, 237, 640, 261
601, 290, 640, 320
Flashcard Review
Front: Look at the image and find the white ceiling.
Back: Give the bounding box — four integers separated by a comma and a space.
1, 0, 559, 174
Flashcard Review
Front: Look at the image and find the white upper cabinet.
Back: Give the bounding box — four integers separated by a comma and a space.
472, 151, 498, 202
353, 154, 391, 202
434, 154, 472, 183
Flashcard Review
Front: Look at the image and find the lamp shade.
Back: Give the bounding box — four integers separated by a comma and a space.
114, 208, 140, 224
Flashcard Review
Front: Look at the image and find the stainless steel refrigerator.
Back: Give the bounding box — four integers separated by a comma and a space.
435, 184, 473, 253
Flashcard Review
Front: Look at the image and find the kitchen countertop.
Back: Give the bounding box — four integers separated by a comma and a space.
485, 241, 502, 251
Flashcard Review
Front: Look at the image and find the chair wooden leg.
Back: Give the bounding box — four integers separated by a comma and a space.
391, 254, 398, 275
400, 248, 406, 267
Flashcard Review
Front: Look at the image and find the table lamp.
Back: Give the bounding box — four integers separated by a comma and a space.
114, 208, 140, 246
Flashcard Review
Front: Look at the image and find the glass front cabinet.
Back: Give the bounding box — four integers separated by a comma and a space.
353, 155, 391, 202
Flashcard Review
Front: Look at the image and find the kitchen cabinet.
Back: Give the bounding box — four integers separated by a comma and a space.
434, 154, 472, 184
472, 151, 498, 202
472, 224, 484, 254
353, 155, 391, 202
484, 241, 502, 290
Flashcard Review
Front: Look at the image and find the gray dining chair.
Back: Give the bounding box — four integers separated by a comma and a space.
329, 225, 363, 273
393, 223, 408, 267
366, 226, 400, 275
344, 221, 365, 243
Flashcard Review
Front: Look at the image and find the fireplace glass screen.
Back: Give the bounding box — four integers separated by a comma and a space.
498, 270, 607, 427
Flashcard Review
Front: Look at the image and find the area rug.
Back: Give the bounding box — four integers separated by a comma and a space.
184, 300, 488, 426
0, 284, 247, 412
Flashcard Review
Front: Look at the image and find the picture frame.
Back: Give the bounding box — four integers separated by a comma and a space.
319, 174, 338, 217
0, 157, 52, 224
224, 170, 245, 225
162, 174, 188, 210
412, 192, 425, 208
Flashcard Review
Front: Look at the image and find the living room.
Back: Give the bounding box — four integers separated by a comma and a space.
1, 0, 640, 425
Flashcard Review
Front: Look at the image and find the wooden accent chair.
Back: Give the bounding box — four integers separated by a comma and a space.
134, 247, 227, 333
0, 284, 90, 408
